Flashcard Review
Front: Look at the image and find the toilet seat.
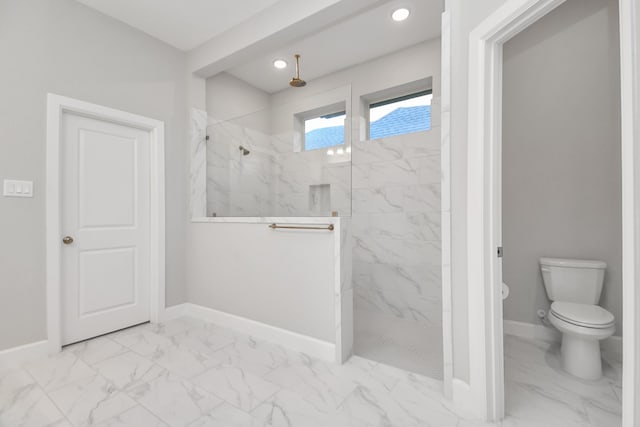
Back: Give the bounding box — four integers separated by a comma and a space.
550, 302, 615, 329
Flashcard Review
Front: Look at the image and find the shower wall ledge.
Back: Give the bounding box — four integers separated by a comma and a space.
191, 216, 341, 224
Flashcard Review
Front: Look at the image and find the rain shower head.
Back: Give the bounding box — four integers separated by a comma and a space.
289, 54, 307, 88
239, 145, 250, 156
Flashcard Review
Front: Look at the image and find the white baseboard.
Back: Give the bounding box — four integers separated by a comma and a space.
503, 319, 560, 342
0, 340, 50, 368
164, 303, 189, 320
166, 303, 336, 363
1, 304, 336, 368
504, 319, 623, 356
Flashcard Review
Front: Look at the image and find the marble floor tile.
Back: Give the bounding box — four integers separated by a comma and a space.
506, 379, 588, 427
144, 317, 207, 338
320, 411, 373, 427
250, 389, 330, 427
612, 385, 622, 401
169, 324, 237, 358
47, 374, 137, 427
601, 350, 623, 385
191, 364, 280, 412
2, 318, 624, 427
263, 353, 359, 413
0, 368, 37, 405
503, 335, 621, 427
503, 335, 557, 367
0, 369, 71, 427
366, 360, 439, 393
354, 308, 443, 379
148, 344, 214, 380
336, 364, 456, 427
63, 337, 128, 366
95, 405, 168, 427
188, 402, 264, 427
210, 335, 292, 378
25, 351, 97, 392
127, 371, 223, 427
503, 335, 621, 426
583, 399, 622, 427
93, 351, 166, 391
111, 329, 174, 357
337, 383, 446, 427
506, 356, 620, 416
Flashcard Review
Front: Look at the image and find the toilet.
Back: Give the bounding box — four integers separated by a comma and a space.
539, 257, 615, 380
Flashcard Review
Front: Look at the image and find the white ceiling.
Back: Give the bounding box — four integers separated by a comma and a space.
226, 0, 443, 93
75, 0, 282, 51
75, 0, 442, 93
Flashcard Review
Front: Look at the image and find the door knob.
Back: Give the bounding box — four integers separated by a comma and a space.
62, 236, 74, 245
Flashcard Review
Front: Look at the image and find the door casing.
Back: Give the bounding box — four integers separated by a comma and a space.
46, 93, 166, 352
463, 0, 639, 425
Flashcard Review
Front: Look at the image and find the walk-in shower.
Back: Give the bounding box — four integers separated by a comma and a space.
192, 31, 443, 381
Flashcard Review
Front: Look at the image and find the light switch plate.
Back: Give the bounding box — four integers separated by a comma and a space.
3, 179, 33, 198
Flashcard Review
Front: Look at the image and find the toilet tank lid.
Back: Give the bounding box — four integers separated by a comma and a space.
539, 257, 607, 269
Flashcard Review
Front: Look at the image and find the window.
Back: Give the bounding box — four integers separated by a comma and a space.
304, 111, 346, 151
369, 90, 432, 140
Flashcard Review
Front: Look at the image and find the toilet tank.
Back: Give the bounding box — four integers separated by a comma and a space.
539, 257, 607, 304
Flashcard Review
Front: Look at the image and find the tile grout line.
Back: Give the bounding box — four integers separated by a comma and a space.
23, 368, 75, 427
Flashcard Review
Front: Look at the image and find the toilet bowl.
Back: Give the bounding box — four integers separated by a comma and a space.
548, 301, 615, 380
539, 257, 615, 380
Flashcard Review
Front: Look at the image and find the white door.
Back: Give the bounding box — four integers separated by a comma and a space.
60, 112, 151, 345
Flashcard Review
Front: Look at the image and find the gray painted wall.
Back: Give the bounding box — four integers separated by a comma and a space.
502, 0, 621, 334
206, 72, 270, 123
0, 0, 188, 350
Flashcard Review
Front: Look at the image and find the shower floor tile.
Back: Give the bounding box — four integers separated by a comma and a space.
353, 308, 443, 379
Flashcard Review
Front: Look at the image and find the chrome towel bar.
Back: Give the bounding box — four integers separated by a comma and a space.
269, 223, 334, 231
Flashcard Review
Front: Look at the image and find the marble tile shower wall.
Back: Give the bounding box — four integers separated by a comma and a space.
352, 119, 442, 329
272, 131, 351, 216
206, 120, 274, 217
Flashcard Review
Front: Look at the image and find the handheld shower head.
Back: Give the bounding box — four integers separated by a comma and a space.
289, 54, 307, 88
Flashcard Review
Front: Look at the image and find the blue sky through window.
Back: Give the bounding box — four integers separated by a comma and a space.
303, 93, 432, 151
304, 112, 345, 150
370, 93, 432, 140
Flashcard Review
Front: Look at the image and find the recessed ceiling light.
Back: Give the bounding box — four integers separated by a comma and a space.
391, 8, 410, 22
273, 59, 287, 69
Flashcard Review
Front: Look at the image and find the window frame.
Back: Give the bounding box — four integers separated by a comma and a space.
293, 100, 348, 153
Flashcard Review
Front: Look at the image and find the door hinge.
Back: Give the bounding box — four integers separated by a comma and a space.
497, 246, 503, 258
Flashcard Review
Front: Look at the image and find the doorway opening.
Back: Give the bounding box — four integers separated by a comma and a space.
501, 0, 622, 423
464, 0, 639, 422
